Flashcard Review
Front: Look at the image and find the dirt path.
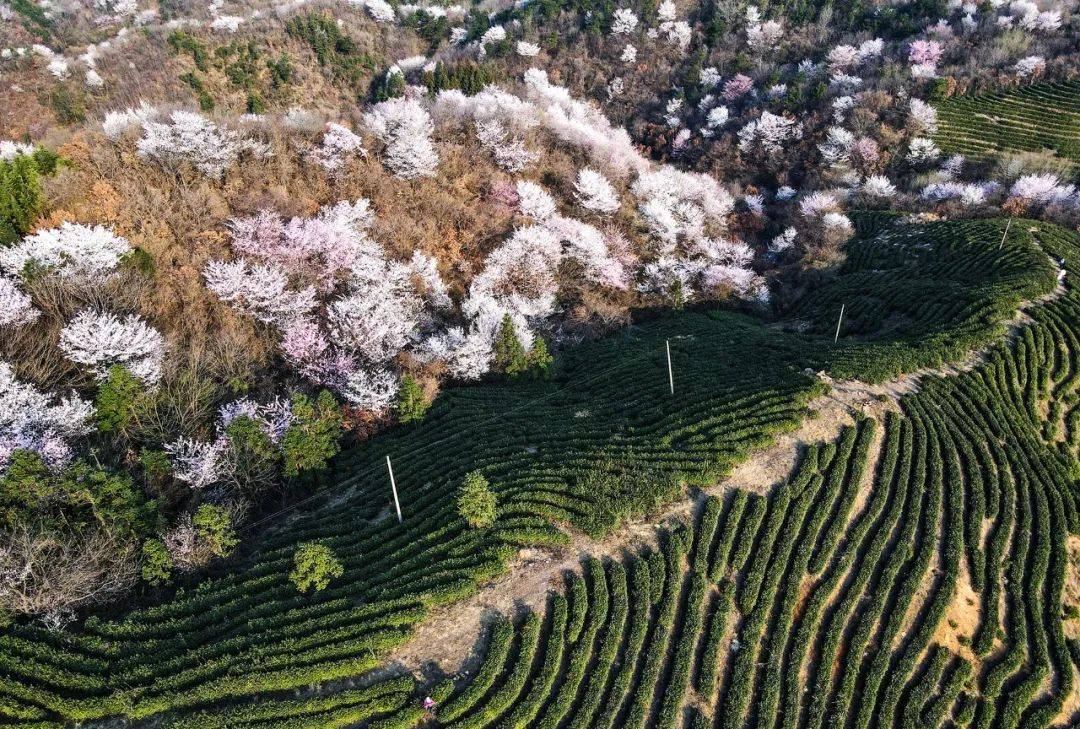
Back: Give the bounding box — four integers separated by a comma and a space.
386, 274, 1066, 677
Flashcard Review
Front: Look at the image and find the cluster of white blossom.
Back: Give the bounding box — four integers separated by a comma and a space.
907, 137, 943, 165
745, 6, 783, 52
327, 251, 445, 365
908, 99, 939, 134
0, 140, 35, 161
701, 104, 730, 137
59, 310, 166, 385
798, 191, 854, 238
633, 167, 734, 248
922, 180, 999, 206
831, 96, 855, 123
818, 126, 857, 167
516, 41, 540, 57
448, 209, 628, 367
0, 362, 93, 473
341, 367, 401, 411
611, 8, 638, 34
1000, 1, 1062, 32
355, 0, 395, 22
660, 20, 693, 50
102, 102, 159, 139
165, 437, 229, 489
631, 167, 763, 300
516, 180, 558, 221
861, 175, 898, 198
32, 43, 69, 79
1014, 55, 1045, 77
93, 0, 137, 23
218, 396, 295, 441
522, 69, 648, 175
1009, 173, 1076, 205
308, 123, 366, 172
138, 111, 268, 177
826, 39, 885, 71
0, 223, 131, 279
737, 112, 803, 155
0, 277, 39, 329
364, 97, 440, 179
574, 168, 621, 214
770, 227, 798, 253
433, 70, 646, 176
474, 118, 537, 173
480, 25, 507, 46
204, 259, 319, 325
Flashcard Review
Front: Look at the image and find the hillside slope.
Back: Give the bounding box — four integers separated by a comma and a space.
0, 218, 1066, 724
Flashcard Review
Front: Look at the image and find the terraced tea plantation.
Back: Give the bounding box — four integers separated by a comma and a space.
0, 218, 1073, 727
934, 80, 1080, 167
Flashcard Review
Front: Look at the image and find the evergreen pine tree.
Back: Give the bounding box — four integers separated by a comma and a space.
493, 314, 529, 377
527, 338, 553, 379
670, 279, 686, 310
0, 156, 42, 246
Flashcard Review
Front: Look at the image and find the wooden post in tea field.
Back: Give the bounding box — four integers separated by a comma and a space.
999, 218, 1012, 250
666, 339, 675, 395
834, 304, 845, 343
386, 456, 402, 523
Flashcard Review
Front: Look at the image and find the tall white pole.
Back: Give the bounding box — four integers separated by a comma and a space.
999, 218, 1012, 251
386, 456, 402, 524
834, 303, 845, 343
666, 339, 675, 395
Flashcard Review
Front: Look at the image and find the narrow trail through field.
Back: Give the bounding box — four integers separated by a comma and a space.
383, 270, 1067, 679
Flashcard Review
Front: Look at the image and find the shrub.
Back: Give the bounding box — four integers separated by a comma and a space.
0, 451, 156, 537
192, 504, 238, 559
50, 86, 87, 124
281, 391, 343, 477
141, 538, 174, 585
223, 415, 281, 496
167, 30, 210, 71
290, 542, 344, 593
457, 471, 497, 528
395, 376, 429, 424
96, 365, 148, 436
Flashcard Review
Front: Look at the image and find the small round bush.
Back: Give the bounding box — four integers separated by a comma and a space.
193, 504, 238, 559
457, 471, 497, 529
141, 539, 173, 586
290, 542, 344, 593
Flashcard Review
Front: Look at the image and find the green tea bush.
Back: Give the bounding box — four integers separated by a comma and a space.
289, 542, 344, 593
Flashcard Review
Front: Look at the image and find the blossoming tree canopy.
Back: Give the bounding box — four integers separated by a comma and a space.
0, 223, 131, 278
0, 362, 93, 473
59, 310, 166, 385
